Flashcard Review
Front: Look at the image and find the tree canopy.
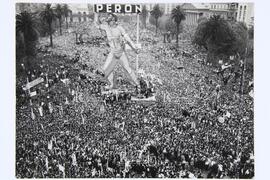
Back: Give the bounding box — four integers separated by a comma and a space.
16, 11, 39, 56
150, 4, 163, 34
193, 15, 248, 63
39, 4, 56, 47
171, 5, 186, 44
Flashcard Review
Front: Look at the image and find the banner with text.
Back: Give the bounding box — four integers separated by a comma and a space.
94, 4, 141, 14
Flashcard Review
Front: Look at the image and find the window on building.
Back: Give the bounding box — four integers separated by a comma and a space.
243, 5, 247, 21
83, 12, 87, 22
239, 6, 242, 21
78, 11, 81, 22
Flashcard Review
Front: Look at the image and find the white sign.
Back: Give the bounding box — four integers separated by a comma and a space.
23, 77, 44, 91
94, 4, 141, 13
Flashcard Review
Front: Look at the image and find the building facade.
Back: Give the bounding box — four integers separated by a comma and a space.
236, 3, 254, 27
68, 4, 92, 22
182, 3, 211, 25
209, 3, 238, 21
146, 3, 210, 26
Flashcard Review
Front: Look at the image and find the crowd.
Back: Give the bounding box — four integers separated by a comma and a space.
16, 19, 254, 178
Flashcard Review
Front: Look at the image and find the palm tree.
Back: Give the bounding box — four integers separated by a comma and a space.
16, 11, 39, 56
55, 4, 63, 35
171, 5, 186, 45
140, 5, 148, 29
40, 4, 56, 47
62, 4, 71, 29
150, 4, 163, 35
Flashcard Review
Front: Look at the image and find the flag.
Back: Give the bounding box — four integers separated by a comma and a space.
163, 93, 166, 102
40, 123, 44, 132
139, 149, 143, 159
125, 160, 130, 171
65, 97, 69, 105
119, 122, 125, 131
52, 136, 56, 143
249, 89, 254, 98
45, 156, 49, 171
167, 93, 171, 102
38, 106, 43, 117
114, 122, 118, 128
100, 104, 105, 114
58, 164, 65, 178
31, 108, 36, 120
46, 73, 49, 83
157, 78, 162, 85
221, 64, 231, 70
225, 111, 231, 118
59, 105, 63, 116
72, 152, 77, 166
160, 119, 163, 127
188, 172, 195, 178
48, 102, 53, 114
92, 168, 97, 177
157, 62, 161, 69
48, 140, 53, 150
143, 117, 148, 123
218, 164, 223, 172
249, 80, 253, 86
74, 91, 78, 102
60, 78, 70, 85
98, 122, 103, 127
76, 86, 79, 102
81, 113, 85, 124
114, 91, 119, 101
191, 121, 196, 129
30, 91, 37, 97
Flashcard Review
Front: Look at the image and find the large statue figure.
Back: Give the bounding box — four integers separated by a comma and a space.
94, 13, 140, 90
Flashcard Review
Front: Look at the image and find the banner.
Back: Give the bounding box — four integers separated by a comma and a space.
94, 4, 141, 13
23, 77, 44, 91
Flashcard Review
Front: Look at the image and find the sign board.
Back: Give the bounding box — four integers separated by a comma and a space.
29, 91, 37, 97
23, 77, 44, 91
94, 4, 141, 13
131, 94, 156, 102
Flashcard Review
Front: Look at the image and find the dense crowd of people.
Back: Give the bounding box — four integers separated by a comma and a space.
16, 19, 254, 178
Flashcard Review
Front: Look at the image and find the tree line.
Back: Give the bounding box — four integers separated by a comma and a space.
16, 3, 71, 58
141, 4, 186, 45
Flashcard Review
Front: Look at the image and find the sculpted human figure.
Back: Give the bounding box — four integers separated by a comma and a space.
95, 13, 140, 90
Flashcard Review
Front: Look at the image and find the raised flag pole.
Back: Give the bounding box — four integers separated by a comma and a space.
27, 77, 35, 120
136, 14, 139, 74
